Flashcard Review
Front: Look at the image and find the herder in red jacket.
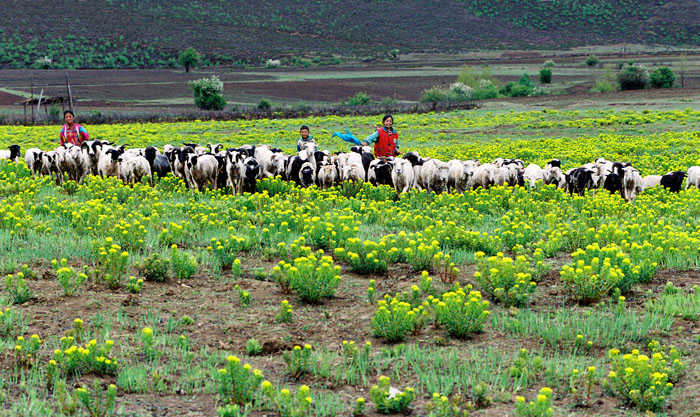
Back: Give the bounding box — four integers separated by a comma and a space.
362, 114, 400, 157
59, 110, 90, 146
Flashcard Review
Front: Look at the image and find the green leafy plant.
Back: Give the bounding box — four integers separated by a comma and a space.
585, 54, 598, 67
216, 355, 264, 406
569, 366, 599, 408
90, 238, 129, 290
650, 66, 676, 88
369, 375, 415, 414
603, 342, 684, 412
245, 338, 263, 356
126, 276, 143, 294
618, 64, 649, 90
141, 327, 156, 361
75, 380, 117, 417
371, 296, 419, 343
539, 68, 552, 84
275, 252, 341, 303
433, 285, 490, 338
234, 285, 251, 307
261, 382, 314, 417
170, 245, 198, 280
514, 387, 554, 417
5, 272, 33, 304
283, 344, 313, 379
178, 47, 200, 73
276, 300, 293, 323
52, 259, 87, 296
474, 251, 536, 307
136, 253, 171, 282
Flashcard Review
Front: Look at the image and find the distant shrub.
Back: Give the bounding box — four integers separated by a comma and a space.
539, 68, 552, 84
178, 47, 200, 73
448, 82, 473, 101
457, 65, 499, 89
420, 87, 448, 103
650, 66, 676, 88
257, 98, 272, 110
518, 73, 534, 88
189, 75, 226, 110
543, 59, 556, 68
346, 92, 372, 106
585, 54, 599, 67
509, 84, 532, 97
472, 79, 499, 99
592, 64, 620, 92
618, 64, 649, 90
380, 96, 398, 106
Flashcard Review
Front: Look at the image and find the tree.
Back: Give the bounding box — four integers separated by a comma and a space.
178, 47, 200, 73
649, 67, 676, 88
618, 64, 649, 90
188, 75, 226, 110
585, 55, 599, 67
539, 68, 552, 84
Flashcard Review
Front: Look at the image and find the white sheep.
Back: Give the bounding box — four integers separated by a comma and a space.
522, 164, 544, 188
185, 153, 219, 191
391, 158, 416, 196
447, 160, 473, 193
317, 164, 338, 189
97, 147, 123, 179
620, 166, 643, 203
254, 145, 277, 178
118, 153, 153, 186
686, 166, 700, 190
642, 175, 662, 190
417, 158, 449, 194
469, 163, 497, 189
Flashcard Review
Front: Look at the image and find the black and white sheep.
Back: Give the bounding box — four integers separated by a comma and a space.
0, 145, 21, 162
185, 153, 219, 191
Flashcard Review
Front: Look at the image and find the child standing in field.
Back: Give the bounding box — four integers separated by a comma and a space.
59, 110, 90, 146
362, 114, 400, 157
296, 125, 318, 152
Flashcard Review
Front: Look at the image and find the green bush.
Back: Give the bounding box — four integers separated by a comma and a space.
433, 285, 490, 338
539, 68, 552, 84
518, 73, 534, 88
346, 92, 372, 106
618, 64, 649, 90
585, 54, 599, 67
257, 98, 272, 110
472, 80, 499, 99
178, 47, 200, 72
592, 64, 619, 92
136, 253, 171, 282
543, 60, 556, 68
189, 75, 226, 110
420, 87, 448, 103
509, 84, 532, 97
650, 66, 676, 88
371, 296, 418, 342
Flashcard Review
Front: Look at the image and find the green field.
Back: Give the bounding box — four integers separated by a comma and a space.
0, 108, 699, 416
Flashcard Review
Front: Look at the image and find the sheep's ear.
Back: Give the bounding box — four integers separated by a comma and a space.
81, 142, 88, 150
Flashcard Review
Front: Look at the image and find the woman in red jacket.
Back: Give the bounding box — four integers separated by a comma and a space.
362, 114, 400, 157
59, 110, 90, 146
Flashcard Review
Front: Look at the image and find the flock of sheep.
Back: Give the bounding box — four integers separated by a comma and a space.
1, 142, 698, 202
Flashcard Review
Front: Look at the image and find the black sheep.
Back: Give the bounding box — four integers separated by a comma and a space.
144, 147, 172, 179
660, 171, 686, 193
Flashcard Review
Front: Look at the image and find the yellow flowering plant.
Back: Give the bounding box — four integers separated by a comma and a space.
216, 355, 264, 406
282, 344, 313, 379
514, 387, 554, 417
371, 296, 418, 343
604, 342, 684, 412
433, 285, 490, 339
261, 381, 314, 417
474, 251, 536, 307
369, 375, 415, 414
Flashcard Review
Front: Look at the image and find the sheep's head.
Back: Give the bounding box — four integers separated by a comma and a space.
9, 144, 20, 159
